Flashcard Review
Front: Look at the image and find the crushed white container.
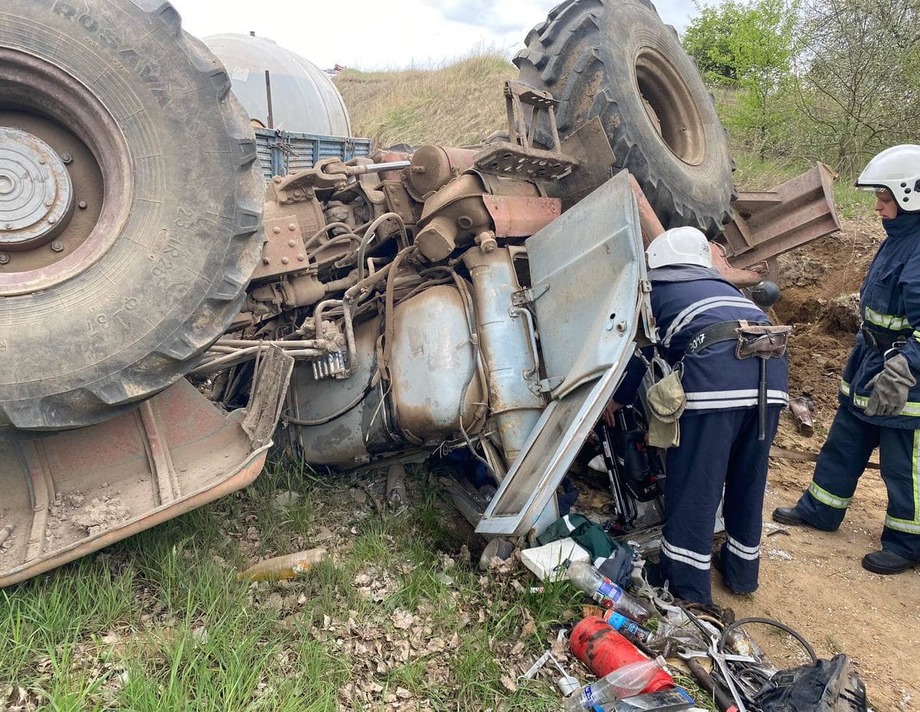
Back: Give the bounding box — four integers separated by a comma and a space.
520, 537, 591, 582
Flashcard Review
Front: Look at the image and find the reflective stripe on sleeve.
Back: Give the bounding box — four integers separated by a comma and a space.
808, 481, 852, 509
863, 306, 911, 331
840, 379, 920, 416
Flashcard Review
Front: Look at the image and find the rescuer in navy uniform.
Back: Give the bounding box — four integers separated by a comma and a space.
774, 145, 920, 575
617, 226, 789, 604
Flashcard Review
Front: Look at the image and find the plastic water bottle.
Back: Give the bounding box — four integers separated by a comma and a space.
567, 561, 652, 623
604, 610, 656, 646
597, 687, 699, 711
563, 658, 666, 711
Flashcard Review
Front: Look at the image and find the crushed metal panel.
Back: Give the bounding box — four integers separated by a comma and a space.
0, 348, 293, 588
476, 172, 649, 537
529, 170, 645, 400
475, 369, 625, 536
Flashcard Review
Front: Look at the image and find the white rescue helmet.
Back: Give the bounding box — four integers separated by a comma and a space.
646, 226, 712, 269
855, 144, 920, 213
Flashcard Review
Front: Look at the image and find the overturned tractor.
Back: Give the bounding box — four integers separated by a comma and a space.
0, 0, 837, 586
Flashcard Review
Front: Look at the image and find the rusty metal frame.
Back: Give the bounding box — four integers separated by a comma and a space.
0, 349, 293, 588
721, 163, 840, 269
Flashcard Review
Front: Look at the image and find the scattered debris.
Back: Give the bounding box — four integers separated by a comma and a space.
270, 490, 301, 511
520, 537, 590, 581
70, 497, 131, 535
385, 463, 407, 510
238, 546, 327, 582
478, 537, 515, 571
789, 395, 815, 436
506, 507, 871, 711
520, 649, 580, 697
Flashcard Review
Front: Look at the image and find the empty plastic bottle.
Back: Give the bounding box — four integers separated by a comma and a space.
567, 561, 652, 623
563, 658, 666, 711
598, 686, 699, 711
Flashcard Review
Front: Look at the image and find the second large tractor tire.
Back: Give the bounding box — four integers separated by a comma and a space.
515, 0, 734, 236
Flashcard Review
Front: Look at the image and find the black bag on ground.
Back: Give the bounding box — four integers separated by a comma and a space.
755, 654, 867, 712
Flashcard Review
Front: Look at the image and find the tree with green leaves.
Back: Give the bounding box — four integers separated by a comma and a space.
683, 0, 798, 157
794, 0, 920, 173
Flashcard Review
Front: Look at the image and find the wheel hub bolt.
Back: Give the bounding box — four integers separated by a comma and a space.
51, 240, 64, 252
0, 253, 9, 264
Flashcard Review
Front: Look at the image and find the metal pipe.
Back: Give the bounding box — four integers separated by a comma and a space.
462, 248, 545, 464
264, 69, 274, 129
341, 160, 411, 175
214, 338, 327, 349
190, 345, 325, 375
356, 212, 408, 282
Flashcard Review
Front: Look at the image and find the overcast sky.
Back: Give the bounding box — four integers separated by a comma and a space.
173, 0, 698, 72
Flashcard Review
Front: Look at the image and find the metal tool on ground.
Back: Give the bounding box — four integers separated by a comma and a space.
678, 655, 738, 712
709, 634, 750, 712
677, 605, 819, 712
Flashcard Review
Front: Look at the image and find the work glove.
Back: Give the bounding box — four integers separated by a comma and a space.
865, 353, 917, 416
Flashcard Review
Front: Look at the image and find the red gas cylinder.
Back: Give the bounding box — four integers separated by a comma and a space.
570, 616, 674, 693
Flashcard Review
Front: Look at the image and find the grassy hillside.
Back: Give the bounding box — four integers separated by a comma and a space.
335, 52, 515, 148
334, 55, 876, 221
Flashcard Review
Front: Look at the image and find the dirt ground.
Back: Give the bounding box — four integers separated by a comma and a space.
708, 219, 920, 712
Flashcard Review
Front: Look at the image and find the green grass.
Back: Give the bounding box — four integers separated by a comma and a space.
0, 464, 570, 710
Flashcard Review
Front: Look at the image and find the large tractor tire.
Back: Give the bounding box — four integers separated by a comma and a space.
515, 0, 734, 236
0, 1, 264, 432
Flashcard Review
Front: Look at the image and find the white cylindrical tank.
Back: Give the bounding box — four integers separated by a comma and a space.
204, 33, 352, 136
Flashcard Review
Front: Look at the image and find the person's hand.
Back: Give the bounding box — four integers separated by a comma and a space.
865, 353, 916, 416
602, 400, 623, 426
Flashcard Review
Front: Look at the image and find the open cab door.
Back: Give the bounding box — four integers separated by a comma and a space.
476, 172, 653, 538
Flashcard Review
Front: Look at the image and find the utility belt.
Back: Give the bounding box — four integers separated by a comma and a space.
859, 324, 908, 352
684, 320, 791, 359
683, 320, 791, 441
